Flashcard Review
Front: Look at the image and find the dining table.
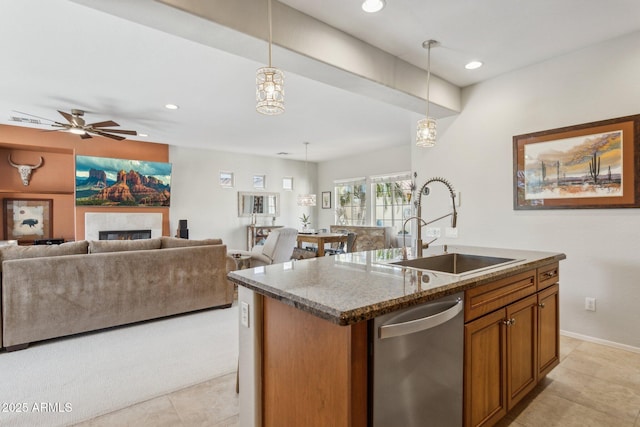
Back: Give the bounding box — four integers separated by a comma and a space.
296, 232, 348, 257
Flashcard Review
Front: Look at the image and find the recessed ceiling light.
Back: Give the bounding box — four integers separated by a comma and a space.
138, 133, 148, 137
165, 104, 179, 110
362, 0, 385, 13
465, 61, 483, 70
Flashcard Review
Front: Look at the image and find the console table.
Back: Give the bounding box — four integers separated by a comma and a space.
247, 225, 283, 250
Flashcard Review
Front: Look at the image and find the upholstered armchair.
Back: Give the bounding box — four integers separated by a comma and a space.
233, 227, 298, 267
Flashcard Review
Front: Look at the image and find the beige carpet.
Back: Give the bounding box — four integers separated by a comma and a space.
0, 305, 238, 427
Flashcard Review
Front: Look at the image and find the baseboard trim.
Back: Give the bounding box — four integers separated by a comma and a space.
560, 330, 640, 354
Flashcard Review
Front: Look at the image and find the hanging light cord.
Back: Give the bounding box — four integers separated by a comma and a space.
426, 41, 431, 119
268, 0, 273, 67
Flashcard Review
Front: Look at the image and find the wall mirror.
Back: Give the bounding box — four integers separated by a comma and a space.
238, 192, 280, 217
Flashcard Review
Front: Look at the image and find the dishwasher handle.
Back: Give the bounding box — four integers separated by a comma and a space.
379, 298, 463, 340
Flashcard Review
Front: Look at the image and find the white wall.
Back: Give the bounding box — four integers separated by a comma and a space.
169, 146, 317, 250
412, 31, 640, 348
317, 144, 412, 229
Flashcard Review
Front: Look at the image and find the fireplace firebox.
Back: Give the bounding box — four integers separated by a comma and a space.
98, 229, 152, 241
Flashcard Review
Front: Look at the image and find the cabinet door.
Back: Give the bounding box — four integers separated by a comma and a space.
464, 309, 507, 427
538, 284, 560, 378
506, 294, 538, 410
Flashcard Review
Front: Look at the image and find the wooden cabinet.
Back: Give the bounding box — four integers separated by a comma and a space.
464, 264, 560, 427
537, 283, 560, 377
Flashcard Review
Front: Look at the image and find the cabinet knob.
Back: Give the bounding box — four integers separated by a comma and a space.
538, 302, 546, 308
502, 318, 516, 326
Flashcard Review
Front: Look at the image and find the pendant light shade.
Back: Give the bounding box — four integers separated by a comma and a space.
256, 0, 284, 115
297, 142, 316, 206
416, 40, 438, 148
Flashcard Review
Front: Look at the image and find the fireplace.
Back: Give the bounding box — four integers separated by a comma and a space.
85, 213, 162, 241
99, 229, 152, 240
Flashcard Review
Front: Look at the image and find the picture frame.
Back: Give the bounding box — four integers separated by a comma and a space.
322, 191, 332, 209
513, 114, 640, 209
282, 177, 293, 191
3, 198, 53, 243
75, 155, 171, 207
253, 175, 266, 189
220, 171, 234, 188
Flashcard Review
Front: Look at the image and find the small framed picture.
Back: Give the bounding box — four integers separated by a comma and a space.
253, 175, 266, 189
283, 177, 293, 191
220, 171, 234, 188
3, 198, 53, 243
322, 191, 331, 209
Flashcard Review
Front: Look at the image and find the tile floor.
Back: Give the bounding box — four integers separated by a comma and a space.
75, 336, 640, 427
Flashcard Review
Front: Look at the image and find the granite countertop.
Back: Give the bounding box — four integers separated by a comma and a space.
227, 245, 566, 326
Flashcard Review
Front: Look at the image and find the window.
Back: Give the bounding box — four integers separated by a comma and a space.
334, 178, 367, 226
371, 172, 412, 234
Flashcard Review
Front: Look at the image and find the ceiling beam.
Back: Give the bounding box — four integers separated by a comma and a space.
73, 0, 461, 118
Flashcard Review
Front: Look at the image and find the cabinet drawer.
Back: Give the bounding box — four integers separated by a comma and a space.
465, 270, 536, 323
537, 262, 559, 291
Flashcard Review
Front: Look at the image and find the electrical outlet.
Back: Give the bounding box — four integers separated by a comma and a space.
424, 227, 441, 238
445, 227, 458, 238
241, 301, 250, 327
585, 297, 596, 312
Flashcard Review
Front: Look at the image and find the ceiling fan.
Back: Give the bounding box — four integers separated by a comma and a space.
12, 109, 138, 141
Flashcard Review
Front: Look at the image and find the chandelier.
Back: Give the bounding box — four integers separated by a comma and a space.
256, 0, 284, 115
297, 142, 316, 206
416, 40, 438, 147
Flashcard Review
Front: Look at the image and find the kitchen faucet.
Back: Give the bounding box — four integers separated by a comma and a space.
402, 177, 457, 260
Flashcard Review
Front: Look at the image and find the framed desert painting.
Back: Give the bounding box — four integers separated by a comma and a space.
3, 198, 53, 243
513, 114, 640, 209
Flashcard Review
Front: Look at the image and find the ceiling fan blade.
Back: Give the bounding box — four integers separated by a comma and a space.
91, 129, 126, 141
91, 128, 137, 135
87, 120, 119, 128
57, 110, 74, 123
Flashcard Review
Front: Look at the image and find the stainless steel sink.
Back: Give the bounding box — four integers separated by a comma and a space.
390, 253, 519, 275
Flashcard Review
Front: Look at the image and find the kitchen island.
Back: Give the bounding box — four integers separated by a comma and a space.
228, 245, 566, 427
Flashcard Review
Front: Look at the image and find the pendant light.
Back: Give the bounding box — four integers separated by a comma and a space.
256, 0, 285, 115
416, 40, 438, 147
297, 142, 316, 206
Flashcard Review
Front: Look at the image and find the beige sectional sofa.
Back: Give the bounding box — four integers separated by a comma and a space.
0, 237, 236, 351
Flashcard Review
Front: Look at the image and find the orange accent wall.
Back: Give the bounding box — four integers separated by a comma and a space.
0, 124, 170, 242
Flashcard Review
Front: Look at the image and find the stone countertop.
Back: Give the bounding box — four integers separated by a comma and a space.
227, 245, 566, 326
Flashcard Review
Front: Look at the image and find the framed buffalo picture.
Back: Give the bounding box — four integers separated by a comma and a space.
3, 198, 53, 243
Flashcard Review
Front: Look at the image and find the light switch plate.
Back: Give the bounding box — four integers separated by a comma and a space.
241, 301, 250, 327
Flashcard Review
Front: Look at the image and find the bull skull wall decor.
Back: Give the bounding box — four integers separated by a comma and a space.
8, 154, 43, 186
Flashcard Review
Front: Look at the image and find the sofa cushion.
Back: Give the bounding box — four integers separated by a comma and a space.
0, 240, 89, 272
160, 236, 223, 248
89, 238, 162, 254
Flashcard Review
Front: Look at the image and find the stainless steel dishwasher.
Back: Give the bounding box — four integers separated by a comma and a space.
370, 292, 464, 427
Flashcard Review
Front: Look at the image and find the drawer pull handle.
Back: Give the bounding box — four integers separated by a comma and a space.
543, 271, 556, 278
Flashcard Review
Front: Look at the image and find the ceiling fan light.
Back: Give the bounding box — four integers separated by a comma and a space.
69, 128, 86, 135
362, 0, 385, 13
